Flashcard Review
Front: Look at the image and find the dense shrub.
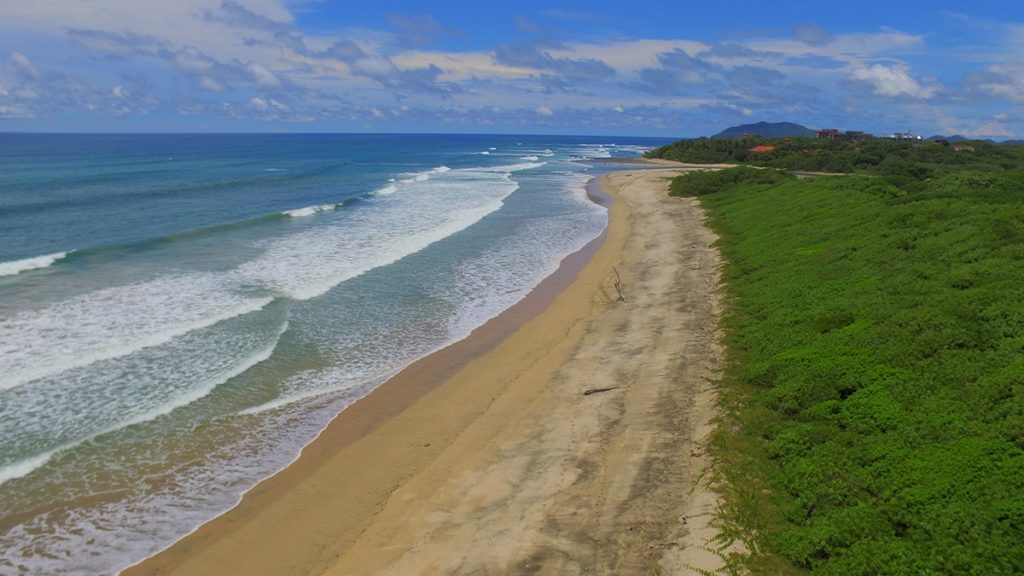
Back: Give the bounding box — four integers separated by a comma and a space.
648, 137, 1024, 180
668, 166, 794, 196
673, 167, 1024, 574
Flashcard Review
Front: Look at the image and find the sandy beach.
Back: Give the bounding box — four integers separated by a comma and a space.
125, 166, 726, 576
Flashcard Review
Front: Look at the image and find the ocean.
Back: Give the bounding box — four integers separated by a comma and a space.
0, 133, 669, 575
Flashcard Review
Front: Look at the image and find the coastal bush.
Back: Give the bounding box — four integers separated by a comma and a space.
668, 166, 793, 196
675, 167, 1024, 574
648, 137, 1024, 179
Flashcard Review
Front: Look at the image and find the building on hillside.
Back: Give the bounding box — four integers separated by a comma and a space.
749, 145, 776, 153
845, 131, 873, 142
889, 132, 923, 142
817, 129, 840, 140
953, 143, 975, 152
931, 139, 950, 147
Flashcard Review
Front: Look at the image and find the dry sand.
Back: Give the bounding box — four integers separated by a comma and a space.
125, 167, 727, 576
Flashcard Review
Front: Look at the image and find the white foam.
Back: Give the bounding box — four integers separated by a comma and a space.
0, 396, 341, 576
444, 171, 605, 341
0, 251, 70, 277
0, 317, 287, 488
240, 166, 528, 302
0, 163, 530, 391
398, 165, 451, 184
0, 275, 274, 390
610, 144, 654, 153
476, 161, 545, 173
577, 144, 612, 158
373, 184, 399, 196
479, 150, 490, 155
374, 166, 449, 197
244, 163, 582, 414
0, 450, 57, 485
521, 155, 540, 161
283, 203, 336, 217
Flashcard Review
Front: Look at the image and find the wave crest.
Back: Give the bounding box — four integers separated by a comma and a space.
0, 251, 71, 277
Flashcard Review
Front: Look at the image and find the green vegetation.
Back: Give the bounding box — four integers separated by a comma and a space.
674, 165, 1024, 574
648, 136, 1024, 178
668, 166, 795, 196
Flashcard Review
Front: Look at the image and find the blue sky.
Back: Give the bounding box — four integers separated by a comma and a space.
0, 0, 1022, 137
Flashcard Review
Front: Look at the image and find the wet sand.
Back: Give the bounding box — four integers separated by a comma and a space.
125, 166, 726, 576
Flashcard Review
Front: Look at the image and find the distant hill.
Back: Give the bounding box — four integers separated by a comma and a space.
1000, 140, 1024, 145
712, 121, 816, 139
928, 134, 971, 143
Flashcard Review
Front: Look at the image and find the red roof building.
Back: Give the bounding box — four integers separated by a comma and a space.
749, 145, 776, 152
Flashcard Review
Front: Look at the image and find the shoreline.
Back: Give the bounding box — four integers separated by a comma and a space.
125, 163, 726, 575
124, 172, 614, 575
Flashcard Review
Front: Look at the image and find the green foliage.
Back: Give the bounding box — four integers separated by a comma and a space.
647, 137, 1024, 181
668, 166, 794, 196
677, 166, 1024, 574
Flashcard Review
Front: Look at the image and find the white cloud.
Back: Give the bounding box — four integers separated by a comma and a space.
0, 103, 34, 118
551, 39, 707, 74
7, 51, 42, 79
941, 116, 1016, 139
848, 63, 939, 99
967, 63, 1024, 101
14, 87, 39, 99
246, 62, 280, 87
536, 105, 553, 116
198, 76, 225, 92
750, 29, 924, 63
968, 122, 1015, 138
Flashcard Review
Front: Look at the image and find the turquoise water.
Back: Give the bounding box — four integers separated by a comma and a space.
0, 133, 667, 574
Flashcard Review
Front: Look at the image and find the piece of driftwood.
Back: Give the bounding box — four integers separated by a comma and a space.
612, 266, 624, 301
583, 386, 620, 396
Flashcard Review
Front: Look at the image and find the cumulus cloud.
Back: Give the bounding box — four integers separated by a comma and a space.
1, 50, 158, 118
963, 63, 1024, 102
697, 42, 775, 60
632, 46, 795, 106
942, 113, 1016, 139
632, 48, 715, 94
493, 42, 615, 83
847, 63, 940, 99
204, 0, 289, 32
317, 40, 459, 95
7, 51, 42, 79
68, 28, 168, 58
0, 103, 34, 118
